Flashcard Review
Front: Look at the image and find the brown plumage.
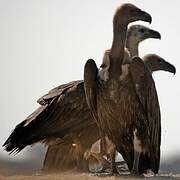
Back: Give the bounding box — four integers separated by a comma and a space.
42, 55, 175, 173
42, 25, 163, 173
3, 80, 96, 153
3, 4, 175, 175
3, 28, 175, 174
84, 3, 161, 175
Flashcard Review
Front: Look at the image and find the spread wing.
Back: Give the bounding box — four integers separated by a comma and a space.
130, 57, 161, 173
84, 59, 99, 122
3, 80, 96, 154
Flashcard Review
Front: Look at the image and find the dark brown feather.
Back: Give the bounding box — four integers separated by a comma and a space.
130, 57, 161, 173
3, 80, 98, 153
84, 57, 160, 174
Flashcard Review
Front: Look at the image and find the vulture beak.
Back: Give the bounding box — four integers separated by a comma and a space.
148, 29, 161, 39
138, 10, 152, 24
163, 61, 176, 75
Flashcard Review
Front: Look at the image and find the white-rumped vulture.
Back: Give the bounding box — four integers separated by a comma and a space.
3, 3, 175, 175
84, 3, 162, 175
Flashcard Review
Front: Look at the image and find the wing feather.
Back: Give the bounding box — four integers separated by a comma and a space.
84, 59, 99, 122
130, 57, 161, 173
37, 80, 83, 105
3, 80, 95, 153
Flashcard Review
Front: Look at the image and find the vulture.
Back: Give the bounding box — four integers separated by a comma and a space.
3, 3, 175, 175
42, 54, 175, 173
42, 25, 163, 173
83, 3, 161, 175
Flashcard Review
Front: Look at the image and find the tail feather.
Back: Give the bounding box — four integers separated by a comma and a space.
3, 121, 30, 153
3, 104, 52, 153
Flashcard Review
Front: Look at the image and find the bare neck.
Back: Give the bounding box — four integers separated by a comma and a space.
109, 22, 127, 76
143, 60, 154, 74
126, 35, 139, 58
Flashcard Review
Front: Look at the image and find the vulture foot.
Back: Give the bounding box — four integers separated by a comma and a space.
143, 169, 155, 177
131, 151, 141, 175
110, 148, 118, 175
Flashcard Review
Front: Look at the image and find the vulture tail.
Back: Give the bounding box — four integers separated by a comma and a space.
3, 120, 34, 154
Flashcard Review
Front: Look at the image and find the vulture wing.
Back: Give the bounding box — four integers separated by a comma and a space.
130, 57, 161, 173
84, 59, 99, 122
41, 59, 100, 172
145, 78, 161, 174
3, 80, 95, 154
37, 80, 83, 105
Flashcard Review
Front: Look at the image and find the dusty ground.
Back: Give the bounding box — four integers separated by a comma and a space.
0, 147, 179, 180
0, 172, 180, 180
0, 160, 179, 180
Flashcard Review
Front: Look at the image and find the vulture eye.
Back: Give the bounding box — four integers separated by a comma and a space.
139, 29, 145, 33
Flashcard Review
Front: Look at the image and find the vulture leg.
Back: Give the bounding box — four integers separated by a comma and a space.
131, 129, 142, 175
100, 135, 107, 157
110, 147, 118, 174
100, 135, 117, 174
76, 147, 85, 171
131, 151, 140, 175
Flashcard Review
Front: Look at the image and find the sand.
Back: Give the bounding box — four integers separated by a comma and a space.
0, 148, 179, 180
0, 172, 180, 180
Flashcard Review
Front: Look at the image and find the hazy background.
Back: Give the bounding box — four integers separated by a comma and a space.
0, 0, 179, 172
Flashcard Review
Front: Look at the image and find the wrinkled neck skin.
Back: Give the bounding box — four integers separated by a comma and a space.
109, 21, 128, 77
126, 36, 139, 58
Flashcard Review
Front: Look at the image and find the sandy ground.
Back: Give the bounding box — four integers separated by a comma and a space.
0, 173, 114, 180
0, 146, 179, 180
0, 172, 180, 180
0, 161, 179, 180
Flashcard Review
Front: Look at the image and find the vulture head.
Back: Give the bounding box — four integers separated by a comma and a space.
114, 4, 152, 25
143, 54, 176, 74
127, 25, 161, 44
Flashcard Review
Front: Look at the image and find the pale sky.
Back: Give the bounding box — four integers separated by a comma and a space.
0, 0, 179, 162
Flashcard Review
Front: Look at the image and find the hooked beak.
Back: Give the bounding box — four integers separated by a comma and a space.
148, 29, 161, 39
138, 10, 152, 24
163, 61, 176, 75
